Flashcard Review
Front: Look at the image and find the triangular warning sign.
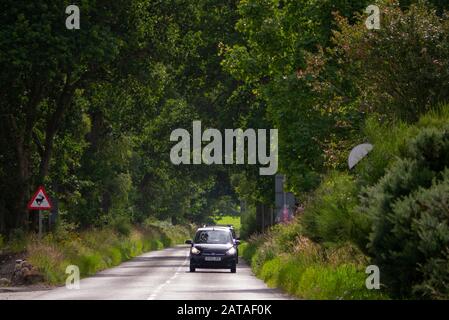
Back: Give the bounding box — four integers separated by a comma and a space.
27, 186, 52, 210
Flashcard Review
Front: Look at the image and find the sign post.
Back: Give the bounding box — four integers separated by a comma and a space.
39, 211, 43, 239
27, 186, 53, 239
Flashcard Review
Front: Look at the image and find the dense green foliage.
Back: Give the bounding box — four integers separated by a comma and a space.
360, 125, 449, 298
222, 0, 372, 193
232, 1, 449, 300
333, 3, 449, 122
0, 1, 244, 235
243, 109, 449, 300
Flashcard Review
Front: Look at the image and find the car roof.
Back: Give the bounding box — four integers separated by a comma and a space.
196, 227, 231, 232
202, 224, 233, 229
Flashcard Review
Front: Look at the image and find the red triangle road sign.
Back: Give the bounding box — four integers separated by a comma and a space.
27, 186, 53, 210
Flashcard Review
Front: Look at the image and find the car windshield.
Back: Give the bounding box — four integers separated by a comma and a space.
195, 230, 232, 244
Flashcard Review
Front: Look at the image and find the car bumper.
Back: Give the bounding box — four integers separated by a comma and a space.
190, 254, 237, 268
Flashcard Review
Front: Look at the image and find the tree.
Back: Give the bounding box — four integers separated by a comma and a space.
332, 2, 449, 121
221, 0, 371, 194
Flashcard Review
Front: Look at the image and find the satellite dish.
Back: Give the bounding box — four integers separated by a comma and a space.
348, 143, 373, 169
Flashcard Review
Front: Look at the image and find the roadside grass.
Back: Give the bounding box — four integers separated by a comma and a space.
21, 221, 194, 285
240, 231, 388, 300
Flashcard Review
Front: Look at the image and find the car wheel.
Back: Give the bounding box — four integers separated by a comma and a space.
190, 266, 196, 272
230, 265, 236, 273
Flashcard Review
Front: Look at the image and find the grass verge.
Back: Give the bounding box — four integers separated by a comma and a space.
16, 221, 194, 285
240, 228, 389, 300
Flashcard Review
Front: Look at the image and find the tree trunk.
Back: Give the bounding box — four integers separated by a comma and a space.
38, 79, 75, 184
9, 115, 33, 231
29, 79, 76, 234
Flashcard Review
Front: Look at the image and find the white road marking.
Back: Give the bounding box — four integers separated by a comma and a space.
147, 252, 189, 300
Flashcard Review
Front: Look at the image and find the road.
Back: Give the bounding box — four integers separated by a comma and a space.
0, 245, 289, 300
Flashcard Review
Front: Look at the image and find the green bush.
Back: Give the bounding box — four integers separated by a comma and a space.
259, 257, 282, 287
355, 118, 414, 186
110, 215, 132, 237
360, 125, 449, 298
106, 247, 123, 266
355, 105, 449, 187
78, 253, 105, 276
417, 104, 449, 130
405, 126, 449, 171
400, 174, 449, 299
335, 3, 449, 121
302, 172, 368, 247
240, 205, 257, 239
53, 219, 78, 243
239, 241, 257, 263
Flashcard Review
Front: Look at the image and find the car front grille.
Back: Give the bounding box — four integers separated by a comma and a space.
201, 251, 226, 256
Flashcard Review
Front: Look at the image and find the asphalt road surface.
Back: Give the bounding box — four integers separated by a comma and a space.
0, 245, 289, 300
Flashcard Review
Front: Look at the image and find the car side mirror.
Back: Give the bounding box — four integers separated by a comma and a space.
235, 240, 241, 245
185, 239, 193, 245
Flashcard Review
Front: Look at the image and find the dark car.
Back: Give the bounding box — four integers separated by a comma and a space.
185, 227, 240, 273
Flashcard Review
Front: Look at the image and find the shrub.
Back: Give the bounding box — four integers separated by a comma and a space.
239, 241, 258, 263
405, 126, 449, 171
360, 125, 449, 298
110, 215, 132, 236
417, 104, 449, 129
302, 172, 368, 247
77, 253, 105, 276
259, 257, 282, 287
240, 205, 257, 239
53, 219, 78, 243
355, 104, 449, 187
401, 175, 449, 299
355, 117, 414, 186
105, 247, 122, 266
334, 3, 449, 122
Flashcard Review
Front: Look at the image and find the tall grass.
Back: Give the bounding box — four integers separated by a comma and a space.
25, 220, 193, 284
241, 229, 388, 300
355, 104, 449, 186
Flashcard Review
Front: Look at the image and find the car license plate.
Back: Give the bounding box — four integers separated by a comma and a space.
205, 256, 221, 261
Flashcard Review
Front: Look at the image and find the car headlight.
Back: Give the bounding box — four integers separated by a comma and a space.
226, 247, 236, 255
191, 247, 201, 255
